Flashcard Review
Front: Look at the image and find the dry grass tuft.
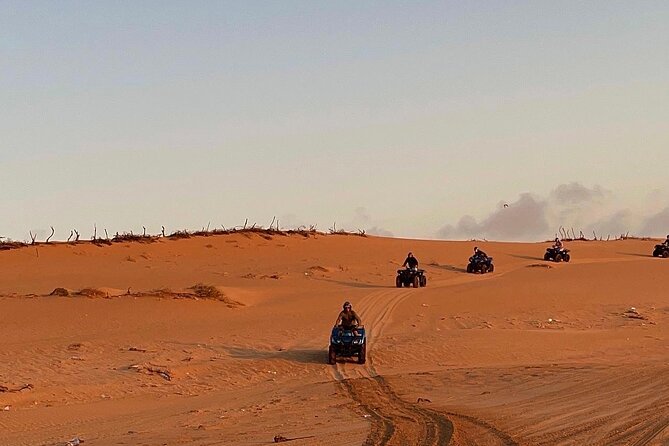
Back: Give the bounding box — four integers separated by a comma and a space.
0, 240, 27, 251
189, 283, 223, 299
112, 233, 155, 243
168, 230, 192, 239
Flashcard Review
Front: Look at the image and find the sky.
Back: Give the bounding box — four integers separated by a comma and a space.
1, 1, 668, 242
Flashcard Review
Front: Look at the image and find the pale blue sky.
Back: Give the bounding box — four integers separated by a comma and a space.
2, 1, 668, 241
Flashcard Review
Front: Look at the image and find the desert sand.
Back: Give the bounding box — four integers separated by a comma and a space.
0, 233, 668, 445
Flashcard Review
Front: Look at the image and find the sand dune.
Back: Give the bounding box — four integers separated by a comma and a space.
0, 233, 668, 445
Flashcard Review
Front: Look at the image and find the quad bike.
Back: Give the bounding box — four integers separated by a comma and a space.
467, 256, 494, 274
328, 326, 366, 364
652, 244, 669, 258
544, 247, 571, 262
395, 268, 427, 288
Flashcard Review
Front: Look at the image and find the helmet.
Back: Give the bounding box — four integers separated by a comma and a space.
343, 301, 352, 309
407, 252, 413, 257
474, 246, 479, 252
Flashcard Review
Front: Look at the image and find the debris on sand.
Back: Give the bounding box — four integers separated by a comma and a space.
0, 383, 33, 393
128, 347, 148, 353
50, 287, 70, 296
416, 397, 432, 403
129, 364, 172, 381
527, 264, 552, 269
274, 434, 316, 443
75, 288, 109, 298
66, 437, 83, 446
624, 307, 647, 320
307, 265, 329, 273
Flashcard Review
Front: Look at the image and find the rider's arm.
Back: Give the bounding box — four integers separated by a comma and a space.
334, 311, 343, 326
353, 311, 361, 326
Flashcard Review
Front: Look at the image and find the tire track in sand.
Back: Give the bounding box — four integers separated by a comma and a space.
329, 278, 520, 445
330, 287, 453, 445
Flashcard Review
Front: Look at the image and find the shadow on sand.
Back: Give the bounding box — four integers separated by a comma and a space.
509, 254, 545, 261
617, 252, 654, 258
226, 347, 326, 365
311, 277, 390, 289
428, 263, 468, 274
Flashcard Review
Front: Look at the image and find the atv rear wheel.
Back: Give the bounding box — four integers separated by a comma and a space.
395, 276, 402, 288
358, 344, 366, 364
663, 250, 669, 258
488, 263, 494, 273
413, 275, 420, 288
466, 263, 473, 273
555, 253, 563, 262
328, 346, 336, 365
564, 254, 571, 262
420, 276, 427, 287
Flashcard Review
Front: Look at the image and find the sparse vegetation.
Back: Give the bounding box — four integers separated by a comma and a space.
189, 283, 223, 299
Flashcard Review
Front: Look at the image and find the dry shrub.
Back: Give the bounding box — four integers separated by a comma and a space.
50, 287, 70, 296
189, 283, 223, 299
112, 233, 155, 243
169, 230, 192, 239
187, 284, 244, 307
0, 240, 26, 251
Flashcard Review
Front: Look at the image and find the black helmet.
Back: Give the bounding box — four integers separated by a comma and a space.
343, 301, 352, 309
474, 246, 479, 252
407, 252, 413, 257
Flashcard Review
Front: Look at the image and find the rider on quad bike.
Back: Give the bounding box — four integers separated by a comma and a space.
334, 301, 361, 336
553, 237, 564, 250
402, 252, 419, 269
473, 247, 488, 260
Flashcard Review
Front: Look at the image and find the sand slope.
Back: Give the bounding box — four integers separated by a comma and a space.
0, 234, 668, 445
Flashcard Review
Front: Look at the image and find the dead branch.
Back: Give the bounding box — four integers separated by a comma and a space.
29, 231, 37, 245
142, 226, 147, 237
104, 229, 109, 240
46, 226, 55, 243
161, 226, 166, 237
92, 224, 97, 240
74, 229, 80, 242
243, 218, 248, 229
0, 383, 33, 393
129, 364, 171, 381
67, 230, 74, 242
269, 216, 276, 231
274, 435, 316, 443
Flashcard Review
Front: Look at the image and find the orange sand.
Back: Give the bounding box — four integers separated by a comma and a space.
0, 234, 667, 445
